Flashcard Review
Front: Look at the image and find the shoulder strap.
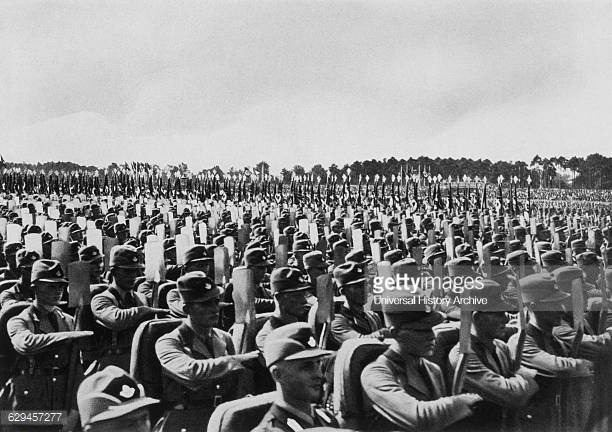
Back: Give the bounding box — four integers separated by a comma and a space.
176, 322, 193, 347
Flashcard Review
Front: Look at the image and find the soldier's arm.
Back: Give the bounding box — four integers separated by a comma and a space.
508, 333, 589, 377
448, 343, 539, 408
0, 290, 18, 309
330, 315, 387, 345
553, 324, 612, 361
136, 281, 153, 306
361, 361, 478, 432
7, 315, 81, 355
155, 332, 244, 385
90, 293, 154, 331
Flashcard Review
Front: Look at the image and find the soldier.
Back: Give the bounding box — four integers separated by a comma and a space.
91, 245, 167, 371
302, 250, 329, 286
0, 242, 22, 281
155, 271, 258, 414
361, 289, 482, 431
79, 245, 106, 284
256, 267, 313, 351
507, 273, 595, 431
330, 262, 388, 347
253, 322, 338, 432
5, 260, 92, 415
0, 249, 40, 310
77, 365, 159, 432
222, 247, 275, 329
448, 279, 539, 431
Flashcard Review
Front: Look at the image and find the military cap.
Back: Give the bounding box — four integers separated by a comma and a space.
163, 238, 176, 252
79, 245, 103, 263
519, 273, 569, 307
326, 233, 341, 246
270, 267, 311, 295
283, 226, 297, 237
252, 227, 268, 237
551, 266, 583, 292
42, 232, 54, 245
445, 257, 474, 277
3, 242, 22, 256
293, 231, 309, 242
113, 222, 129, 235
184, 244, 213, 264
31, 259, 68, 284
505, 250, 530, 266
483, 242, 505, 258
513, 226, 526, 237
255, 235, 270, 247
535, 241, 553, 252
576, 251, 599, 267
383, 249, 403, 264
333, 262, 366, 287
16, 249, 40, 268
406, 237, 421, 248
492, 233, 505, 243
24, 224, 43, 235
346, 250, 372, 266
124, 238, 139, 248
77, 365, 159, 427
244, 248, 272, 268
332, 239, 350, 251
380, 289, 445, 329
109, 245, 144, 269
471, 279, 515, 312
424, 244, 446, 265
455, 243, 475, 259
508, 239, 522, 252
541, 250, 564, 267
177, 271, 219, 303
245, 240, 263, 251
330, 220, 343, 230
303, 251, 328, 270
220, 227, 236, 236
263, 322, 331, 367
293, 239, 311, 253
213, 235, 226, 246
392, 258, 419, 279
369, 219, 382, 232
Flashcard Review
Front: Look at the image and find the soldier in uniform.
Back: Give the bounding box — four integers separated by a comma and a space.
507, 273, 595, 431
77, 365, 159, 432
448, 279, 539, 431
302, 250, 329, 286
361, 289, 483, 431
330, 262, 388, 347
0, 249, 40, 311
253, 322, 338, 432
91, 245, 167, 371
0, 242, 22, 281
256, 267, 313, 351
155, 271, 258, 414
79, 245, 106, 284
4, 260, 92, 422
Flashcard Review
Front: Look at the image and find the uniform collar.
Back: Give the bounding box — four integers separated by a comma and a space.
274, 399, 315, 427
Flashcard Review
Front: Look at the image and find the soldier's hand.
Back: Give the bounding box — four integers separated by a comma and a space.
371, 327, 393, 340
575, 358, 595, 376
455, 393, 483, 417
516, 366, 537, 381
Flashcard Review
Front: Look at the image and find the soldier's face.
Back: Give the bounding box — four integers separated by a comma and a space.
188, 297, 220, 328
113, 267, 142, 290
35, 282, 66, 306
275, 358, 325, 403
342, 282, 367, 306
252, 266, 266, 283
392, 325, 436, 357
86, 408, 150, 432
474, 312, 509, 340
90, 259, 104, 282
279, 291, 310, 320
184, 260, 212, 276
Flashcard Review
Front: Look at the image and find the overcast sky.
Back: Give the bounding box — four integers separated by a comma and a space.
1, 0, 611, 173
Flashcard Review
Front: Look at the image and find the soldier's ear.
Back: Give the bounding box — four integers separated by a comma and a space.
270, 364, 283, 381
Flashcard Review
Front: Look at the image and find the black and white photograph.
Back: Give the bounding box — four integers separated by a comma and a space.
1, 1, 612, 431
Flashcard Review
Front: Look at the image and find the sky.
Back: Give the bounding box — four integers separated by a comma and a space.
1, 0, 611, 174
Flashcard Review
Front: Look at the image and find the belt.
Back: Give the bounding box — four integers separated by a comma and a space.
18, 367, 69, 377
